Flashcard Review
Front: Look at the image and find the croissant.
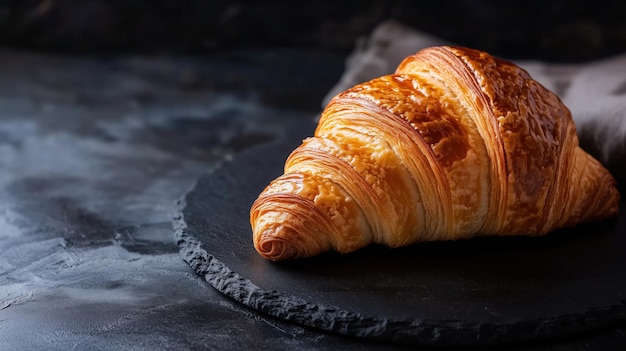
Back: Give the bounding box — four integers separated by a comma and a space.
250, 46, 620, 261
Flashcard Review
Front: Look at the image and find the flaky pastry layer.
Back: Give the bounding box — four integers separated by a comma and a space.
250, 46, 620, 261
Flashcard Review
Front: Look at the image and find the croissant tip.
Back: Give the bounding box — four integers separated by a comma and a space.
255, 229, 301, 261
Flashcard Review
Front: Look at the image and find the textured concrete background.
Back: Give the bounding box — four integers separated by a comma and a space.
0, 48, 360, 350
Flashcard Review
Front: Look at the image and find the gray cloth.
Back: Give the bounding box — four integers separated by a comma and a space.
325, 20, 626, 183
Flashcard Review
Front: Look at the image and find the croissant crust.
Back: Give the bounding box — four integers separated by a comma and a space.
250, 46, 620, 261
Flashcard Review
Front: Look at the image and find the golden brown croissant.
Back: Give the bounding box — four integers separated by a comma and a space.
250, 46, 620, 261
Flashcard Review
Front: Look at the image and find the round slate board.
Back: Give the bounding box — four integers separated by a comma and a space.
174, 122, 626, 347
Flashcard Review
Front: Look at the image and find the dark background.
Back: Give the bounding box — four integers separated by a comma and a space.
0, 0, 625, 62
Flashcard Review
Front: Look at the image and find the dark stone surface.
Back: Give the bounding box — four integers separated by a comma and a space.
175, 125, 626, 347
0, 47, 398, 351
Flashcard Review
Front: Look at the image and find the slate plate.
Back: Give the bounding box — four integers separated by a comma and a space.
174, 121, 626, 347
